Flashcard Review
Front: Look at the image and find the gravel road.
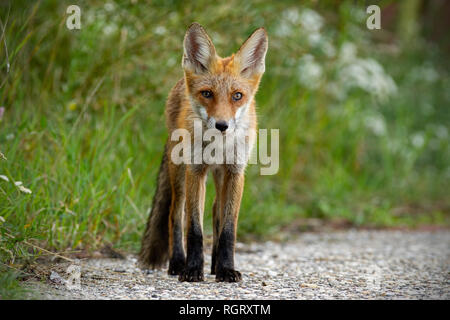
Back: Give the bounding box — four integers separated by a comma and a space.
31, 230, 449, 299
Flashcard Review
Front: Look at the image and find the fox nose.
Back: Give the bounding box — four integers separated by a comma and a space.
215, 120, 229, 132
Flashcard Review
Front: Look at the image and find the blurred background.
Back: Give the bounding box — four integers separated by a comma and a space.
0, 0, 449, 295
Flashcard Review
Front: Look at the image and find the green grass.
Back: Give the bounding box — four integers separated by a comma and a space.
0, 0, 449, 297
0, 270, 30, 299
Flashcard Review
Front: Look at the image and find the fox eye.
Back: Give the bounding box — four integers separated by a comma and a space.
232, 92, 243, 101
201, 90, 213, 98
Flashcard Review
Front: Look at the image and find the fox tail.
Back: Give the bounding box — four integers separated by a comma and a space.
138, 142, 172, 269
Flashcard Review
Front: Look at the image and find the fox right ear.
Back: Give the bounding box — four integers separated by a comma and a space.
235, 28, 268, 78
182, 23, 217, 74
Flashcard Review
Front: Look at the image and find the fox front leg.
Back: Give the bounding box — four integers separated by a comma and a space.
211, 168, 224, 275
215, 168, 244, 282
179, 165, 207, 282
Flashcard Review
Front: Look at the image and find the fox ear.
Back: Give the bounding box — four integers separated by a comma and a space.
182, 23, 217, 74
235, 28, 268, 78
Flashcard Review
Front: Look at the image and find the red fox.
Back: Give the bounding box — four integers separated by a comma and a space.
139, 23, 268, 282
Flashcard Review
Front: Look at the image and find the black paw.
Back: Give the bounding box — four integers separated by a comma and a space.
215, 268, 242, 282
168, 257, 185, 276
178, 267, 204, 282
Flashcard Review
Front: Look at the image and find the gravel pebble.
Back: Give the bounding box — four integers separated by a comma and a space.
29, 230, 450, 299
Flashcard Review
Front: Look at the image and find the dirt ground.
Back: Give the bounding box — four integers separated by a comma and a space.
25, 229, 449, 300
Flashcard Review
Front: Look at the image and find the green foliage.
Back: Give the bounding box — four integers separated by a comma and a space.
0, 0, 448, 274
0, 269, 30, 299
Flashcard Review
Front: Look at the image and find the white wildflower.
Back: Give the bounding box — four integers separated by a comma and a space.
275, 20, 294, 37
18, 186, 32, 194
349, 6, 367, 21
386, 139, 401, 153
308, 32, 322, 46
0, 175, 9, 182
299, 8, 324, 33
297, 55, 323, 89
86, 10, 96, 25
154, 26, 167, 36
338, 54, 397, 101
103, 23, 118, 36
14, 181, 32, 194
411, 133, 425, 149
365, 114, 386, 136
284, 8, 301, 24
321, 40, 336, 58
408, 65, 439, 83
167, 57, 176, 67
339, 42, 358, 63
435, 125, 448, 140
104, 2, 115, 12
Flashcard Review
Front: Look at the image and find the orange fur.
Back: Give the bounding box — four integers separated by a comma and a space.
140, 23, 268, 282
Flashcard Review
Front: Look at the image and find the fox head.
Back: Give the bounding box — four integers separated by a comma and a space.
182, 23, 268, 133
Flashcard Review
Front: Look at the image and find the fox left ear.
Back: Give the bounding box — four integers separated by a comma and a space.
235, 28, 268, 78
182, 23, 217, 74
